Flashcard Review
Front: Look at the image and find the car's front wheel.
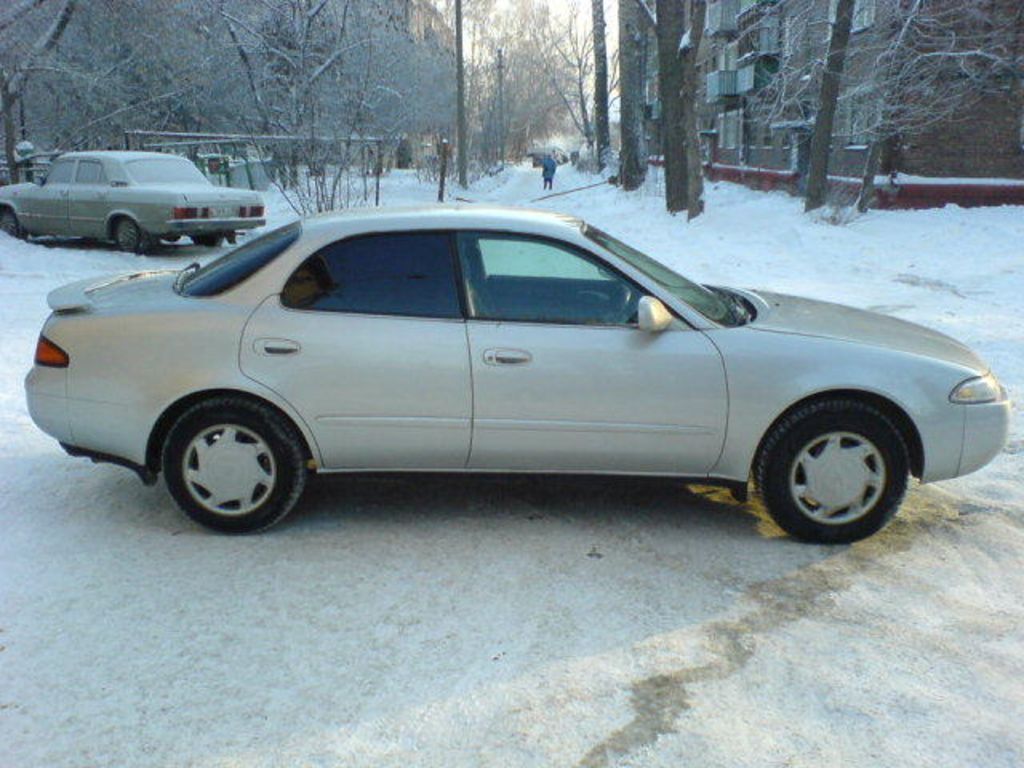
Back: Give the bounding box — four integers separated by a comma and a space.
162, 397, 308, 533
113, 217, 155, 254
755, 399, 909, 543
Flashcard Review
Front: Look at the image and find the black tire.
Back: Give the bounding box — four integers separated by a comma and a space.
114, 217, 155, 254
162, 397, 308, 533
162, 234, 182, 243
755, 399, 909, 544
1, 208, 23, 239
191, 234, 224, 248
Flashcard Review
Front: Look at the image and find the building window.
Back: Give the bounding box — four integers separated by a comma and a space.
836, 93, 873, 147
719, 110, 742, 150
829, 0, 875, 31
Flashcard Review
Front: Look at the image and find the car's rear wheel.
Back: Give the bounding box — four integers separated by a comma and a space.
1, 208, 23, 239
114, 217, 154, 254
191, 234, 224, 248
162, 397, 308, 533
755, 399, 909, 543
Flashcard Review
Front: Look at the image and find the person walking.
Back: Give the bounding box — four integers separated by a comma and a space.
541, 153, 557, 191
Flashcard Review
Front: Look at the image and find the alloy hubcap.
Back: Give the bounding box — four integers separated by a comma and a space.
182, 424, 276, 516
789, 431, 886, 525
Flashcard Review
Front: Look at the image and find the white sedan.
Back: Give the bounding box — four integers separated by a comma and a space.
24, 206, 1009, 541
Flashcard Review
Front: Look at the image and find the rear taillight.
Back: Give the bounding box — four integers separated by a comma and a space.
35, 336, 69, 368
172, 206, 197, 220
239, 205, 264, 218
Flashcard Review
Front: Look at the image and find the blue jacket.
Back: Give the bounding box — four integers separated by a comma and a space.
541, 156, 557, 179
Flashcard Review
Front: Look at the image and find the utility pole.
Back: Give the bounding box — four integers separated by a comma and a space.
497, 47, 505, 167
455, 0, 468, 188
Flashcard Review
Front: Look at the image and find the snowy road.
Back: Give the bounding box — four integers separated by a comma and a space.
2, 168, 1023, 767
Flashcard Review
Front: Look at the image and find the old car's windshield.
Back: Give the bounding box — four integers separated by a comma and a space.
126, 158, 209, 185
583, 225, 740, 326
179, 221, 302, 297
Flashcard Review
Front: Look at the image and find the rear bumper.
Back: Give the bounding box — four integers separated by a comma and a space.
162, 217, 265, 235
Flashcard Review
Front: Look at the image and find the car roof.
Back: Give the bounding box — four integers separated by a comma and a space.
299, 204, 583, 237
54, 151, 191, 163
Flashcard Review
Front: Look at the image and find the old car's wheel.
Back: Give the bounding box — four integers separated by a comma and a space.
755, 399, 909, 544
114, 217, 155, 254
191, 234, 224, 248
1, 208, 23, 239
162, 234, 181, 243
162, 397, 307, 533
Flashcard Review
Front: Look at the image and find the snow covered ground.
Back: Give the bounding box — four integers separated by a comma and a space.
1, 166, 1022, 767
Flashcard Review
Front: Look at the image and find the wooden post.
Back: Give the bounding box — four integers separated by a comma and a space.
438, 138, 449, 202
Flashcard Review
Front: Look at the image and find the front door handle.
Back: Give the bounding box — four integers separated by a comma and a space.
255, 338, 301, 356
483, 348, 532, 366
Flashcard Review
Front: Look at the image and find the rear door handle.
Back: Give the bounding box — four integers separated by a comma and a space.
483, 348, 532, 366
255, 338, 301, 356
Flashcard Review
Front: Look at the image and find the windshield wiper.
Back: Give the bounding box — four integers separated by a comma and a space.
174, 262, 201, 294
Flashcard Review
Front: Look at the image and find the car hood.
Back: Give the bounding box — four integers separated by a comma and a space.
748, 290, 987, 373
48, 270, 179, 313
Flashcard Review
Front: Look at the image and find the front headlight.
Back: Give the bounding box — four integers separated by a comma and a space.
950, 373, 1004, 404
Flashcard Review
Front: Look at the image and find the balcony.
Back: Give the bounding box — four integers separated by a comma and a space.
757, 18, 781, 54
706, 0, 739, 37
706, 70, 739, 100
737, 65, 756, 93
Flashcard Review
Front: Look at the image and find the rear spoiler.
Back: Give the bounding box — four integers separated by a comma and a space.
46, 270, 173, 313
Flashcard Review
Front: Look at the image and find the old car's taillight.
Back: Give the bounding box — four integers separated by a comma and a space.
35, 336, 69, 368
239, 205, 264, 217
172, 206, 198, 219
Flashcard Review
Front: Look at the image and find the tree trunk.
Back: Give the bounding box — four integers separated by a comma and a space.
803, 0, 855, 212
617, 0, 645, 190
655, 0, 687, 213
455, 0, 468, 188
680, 0, 706, 219
591, 0, 611, 169
2, 83, 18, 184
855, 139, 883, 213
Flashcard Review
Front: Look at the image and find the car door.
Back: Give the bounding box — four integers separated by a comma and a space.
68, 159, 110, 238
457, 232, 728, 474
20, 158, 74, 235
240, 231, 473, 470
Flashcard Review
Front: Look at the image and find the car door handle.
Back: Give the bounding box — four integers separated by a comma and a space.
255, 338, 301, 356
483, 348, 532, 366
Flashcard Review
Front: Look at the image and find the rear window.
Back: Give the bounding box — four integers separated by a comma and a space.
126, 158, 208, 185
181, 222, 301, 297
281, 232, 461, 318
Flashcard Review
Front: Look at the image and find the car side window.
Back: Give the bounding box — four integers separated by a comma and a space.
281, 232, 461, 319
456, 232, 640, 326
74, 161, 106, 185
45, 161, 74, 185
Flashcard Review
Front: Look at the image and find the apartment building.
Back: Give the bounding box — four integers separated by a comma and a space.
688, 0, 1024, 207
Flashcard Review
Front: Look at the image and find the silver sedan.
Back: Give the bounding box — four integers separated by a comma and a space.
24, 206, 1010, 542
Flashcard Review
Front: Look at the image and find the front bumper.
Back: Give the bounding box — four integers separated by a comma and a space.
162, 217, 265, 235
958, 398, 1012, 476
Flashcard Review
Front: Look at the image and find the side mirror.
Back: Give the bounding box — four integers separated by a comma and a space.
638, 296, 673, 332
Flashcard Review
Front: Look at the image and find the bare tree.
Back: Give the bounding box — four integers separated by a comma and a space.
679, 0, 706, 219
591, 0, 611, 168
853, 0, 1021, 210
455, 0, 468, 187
617, 0, 646, 189
655, 0, 687, 212
1, 0, 76, 181
804, 0, 855, 212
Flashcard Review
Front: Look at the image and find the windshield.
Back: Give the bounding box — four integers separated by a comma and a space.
179, 221, 302, 297
583, 225, 740, 326
126, 158, 209, 185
